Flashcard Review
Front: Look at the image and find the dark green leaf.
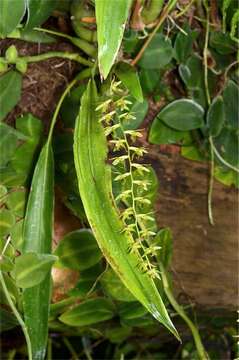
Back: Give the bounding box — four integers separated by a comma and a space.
154, 228, 173, 269
214, 128, 239, 167
209, 31, 236, 54
139, 34, 173, 69
59, 298, 115, 326
158, 99, 204, 131
0, 123, 19, 167
0, 0, 25, 37
22, 143, 54, 360
115, 62, 143, 102
174, 26, 195, 63
223, 80, 239, 129
95, 0, 132, 79
13, 252, 57, 288
0, 308, 18, 332
122, 97, 148, 130
100, 268, 136, 302
139, 69, 160, 94
149, 117, 188, 144
54, 229, 102, 271
70, 263, 102, 297
118, 301, 148, 320
25, 0, 56, 30
0, 71, 22, 121
207, 96, 225, 137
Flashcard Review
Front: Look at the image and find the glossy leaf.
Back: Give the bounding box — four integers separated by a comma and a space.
0, 255, 14, 272
149, 117, 188, 145
207, 96, 225, 137
139, 34, 173, 69
0, 71, 22, 121
59, 298, 115, 326
73, 80, 179, 340
54, 229, 102, 271
115, 62, 143, 102
0, 0, 25, 37
100, 268, 135, 302
71, 263, 102, 297
118, 301, 148, 320
25, 0, 56, 30
158, 99, 204, 131
95, 0, 132, 79
122, 97, 148, 130
174, 25, 196, 63
214, 128, 239, 167
223, 80, 239, 129
13, 252, 57, 289
22, 143, 54, 360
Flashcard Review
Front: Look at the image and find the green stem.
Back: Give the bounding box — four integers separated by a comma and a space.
160, 265, 208, 360
203, 1, 215, 226
210, 138, 239, 173
208, 136, 215, 225
0, 272, 32, 360
22, 51, 93, 67
47, 67, 92, 144
34, 27, 96, 57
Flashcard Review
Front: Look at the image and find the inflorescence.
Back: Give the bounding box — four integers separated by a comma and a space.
96, 80, 161, 279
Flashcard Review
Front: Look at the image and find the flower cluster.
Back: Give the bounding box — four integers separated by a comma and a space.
96, 81, 160, 279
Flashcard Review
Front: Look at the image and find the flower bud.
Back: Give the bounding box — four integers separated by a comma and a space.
5, 45, 18, 63
16, 58, 27, 74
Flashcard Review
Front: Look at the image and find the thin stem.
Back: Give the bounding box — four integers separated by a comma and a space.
131, 0, 177, 66
203, 2, 211, 106
203, 1, 215, 226
47, 68, 92, 144
34, 27, 96, 57
160, 264, 208, 360
22, 51, 93, 67
0, 272, 32, 360
208, 137, 215, 225
175, 0, 195, 18
63, 337, 79, 360
211, 138, 239, 173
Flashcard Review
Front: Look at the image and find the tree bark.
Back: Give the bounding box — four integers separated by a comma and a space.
148, 146, 238, 309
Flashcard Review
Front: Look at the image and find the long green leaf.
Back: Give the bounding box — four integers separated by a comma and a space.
0, 0, 25, 37
73, 80, 179, 340
95, 0, 132, 79
22, 142, 54, 360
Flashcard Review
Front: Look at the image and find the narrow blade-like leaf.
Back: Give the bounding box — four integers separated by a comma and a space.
95, 0, 132, 79
73, 80, 179, 340
22, 143, 54, 360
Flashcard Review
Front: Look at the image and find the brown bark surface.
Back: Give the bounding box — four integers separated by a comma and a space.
148, 146, 238, 309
